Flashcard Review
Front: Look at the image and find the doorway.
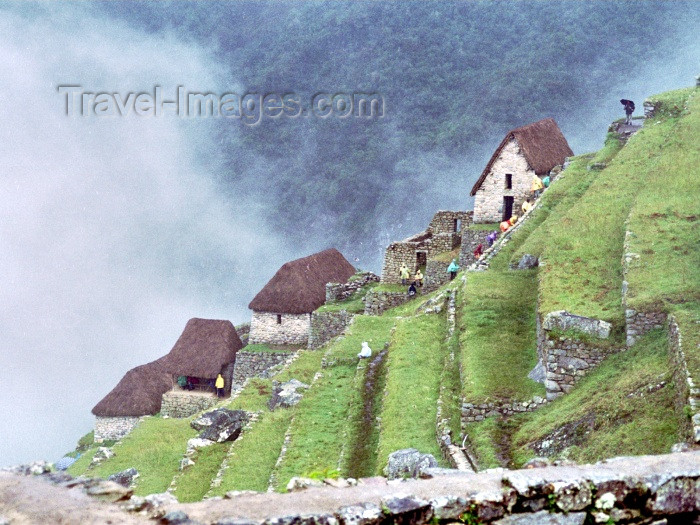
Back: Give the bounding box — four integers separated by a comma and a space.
503, 196, 514, 221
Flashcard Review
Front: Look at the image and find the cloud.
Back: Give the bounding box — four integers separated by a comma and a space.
0, 4, 281, 465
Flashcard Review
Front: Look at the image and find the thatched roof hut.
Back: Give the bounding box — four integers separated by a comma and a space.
470, 118, 573, 196
92, 357, 172, 417
158, 318, 243, 379
248, 248, 356, 314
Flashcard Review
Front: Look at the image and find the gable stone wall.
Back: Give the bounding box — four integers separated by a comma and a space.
249, 312, 311, 346
473, 139, 536, 223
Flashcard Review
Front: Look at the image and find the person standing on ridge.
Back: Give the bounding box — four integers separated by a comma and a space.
620, 99, 635, 125
522, 198, 533, 214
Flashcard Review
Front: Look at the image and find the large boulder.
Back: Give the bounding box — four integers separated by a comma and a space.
542, 310, 611, 339
107, 468, 139, 487
527, 361, 546, 384
383, 448, 438, 479
190, 408, 249, 443
268, 379, 310, 411
517, 254, 539, 270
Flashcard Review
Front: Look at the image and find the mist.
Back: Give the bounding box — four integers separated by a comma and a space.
1, 1, 698, 466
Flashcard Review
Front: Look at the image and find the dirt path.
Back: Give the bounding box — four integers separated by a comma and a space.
0, 473, 148, 525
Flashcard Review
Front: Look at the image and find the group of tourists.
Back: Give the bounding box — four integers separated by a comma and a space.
400, 263, 424, 296
177, 373, 226, 398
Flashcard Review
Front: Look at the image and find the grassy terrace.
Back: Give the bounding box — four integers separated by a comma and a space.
375, 314, 447, 473
458, 270, 544, 403
465, 330, 677, 469
210, 350, 324, 494
503, 87, 695, 329
81, 417, 196, 496
623, 90, 699, 374
272, 316, 396, 489
511, 329, 678, 466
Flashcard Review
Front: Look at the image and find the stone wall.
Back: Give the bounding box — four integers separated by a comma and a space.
381, 241, 423, 284
473, 139, 536, 223
156, 451, 700, 524
668, 316, 700, 443
428, 210, 471, 235
625, 309, 667, 347
461, 396, 547, 424
235, 323, 250, 346
542, 335, 622, 401
249, 312, 311, 346
325, 272, 379, 303
232, 351, 294, 385
94, 416, 140, 442
364, 289, 412, 316
424, 259, 452, 290
458, 228, 490, 268
160, 390, 219, 418
308, 311, 355, 349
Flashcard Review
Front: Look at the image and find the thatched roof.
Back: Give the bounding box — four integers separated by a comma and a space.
249, 248, 356, 314
92, 357, 172, 417
470, 118, 573, 196
159, 318, 242, 379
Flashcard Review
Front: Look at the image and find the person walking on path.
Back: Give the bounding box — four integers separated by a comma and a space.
473, 244, 484, 260
399, 264, 410, 285
620, 99, 635, 125
531, 175, 544, 199
408, 281, 417, 296
522, 198, 533, 214
542, 174, 551, 189
447, 258, 460, 280
215, 374, 225, 397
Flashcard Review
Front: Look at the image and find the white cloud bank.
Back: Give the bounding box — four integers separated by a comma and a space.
0, 4, 281, 465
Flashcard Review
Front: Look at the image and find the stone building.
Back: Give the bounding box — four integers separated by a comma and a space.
248, 248, 356, 346
92, 318, 244, 435
470, 118, 573, 223
381, 210, 470, 284
91, 357, 172, 441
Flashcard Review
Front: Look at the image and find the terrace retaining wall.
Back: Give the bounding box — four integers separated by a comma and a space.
308, 311, 355, 349
232, 351, 294, 386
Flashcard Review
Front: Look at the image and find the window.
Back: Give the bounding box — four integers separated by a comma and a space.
454, 219, 461, 232
276, 314, 282, 324
505, 174, 513, 189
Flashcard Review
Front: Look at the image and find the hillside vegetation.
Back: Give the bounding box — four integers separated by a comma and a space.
69, 86, 698, 499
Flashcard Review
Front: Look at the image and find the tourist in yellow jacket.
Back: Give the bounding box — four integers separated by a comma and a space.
531, 175, 544, 199
414, 269, 423, 287
522, 198, 533, 214
215, 374, 225, 398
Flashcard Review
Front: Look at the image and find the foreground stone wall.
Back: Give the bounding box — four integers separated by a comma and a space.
160, 391, 219, 418
364, 289, 412, 316
93, 416, 140, 442
473, 139, 535, 223
249, 312, 311, 346
625, 309, 667, 347
325, 272, 379, 302
669, 315, 700, 443
308, 311, 355, 349
232, 351, 294, 385
165, 451, 700, 524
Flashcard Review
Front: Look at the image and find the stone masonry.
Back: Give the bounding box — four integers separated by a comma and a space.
458, 228, 490, 268
473, 139, 536, 223
668, 315, 700, 444
160, 390, 219, 418
249, 312, 311, 346
232, 351, 294, 386
381, 211, 471, 284
424, 258, 452, 290
461, 396, 547, 424
364, 289, 413, 316
308, 310, 355, 349
325, 272, 379, 303
94, 416, 140, 442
